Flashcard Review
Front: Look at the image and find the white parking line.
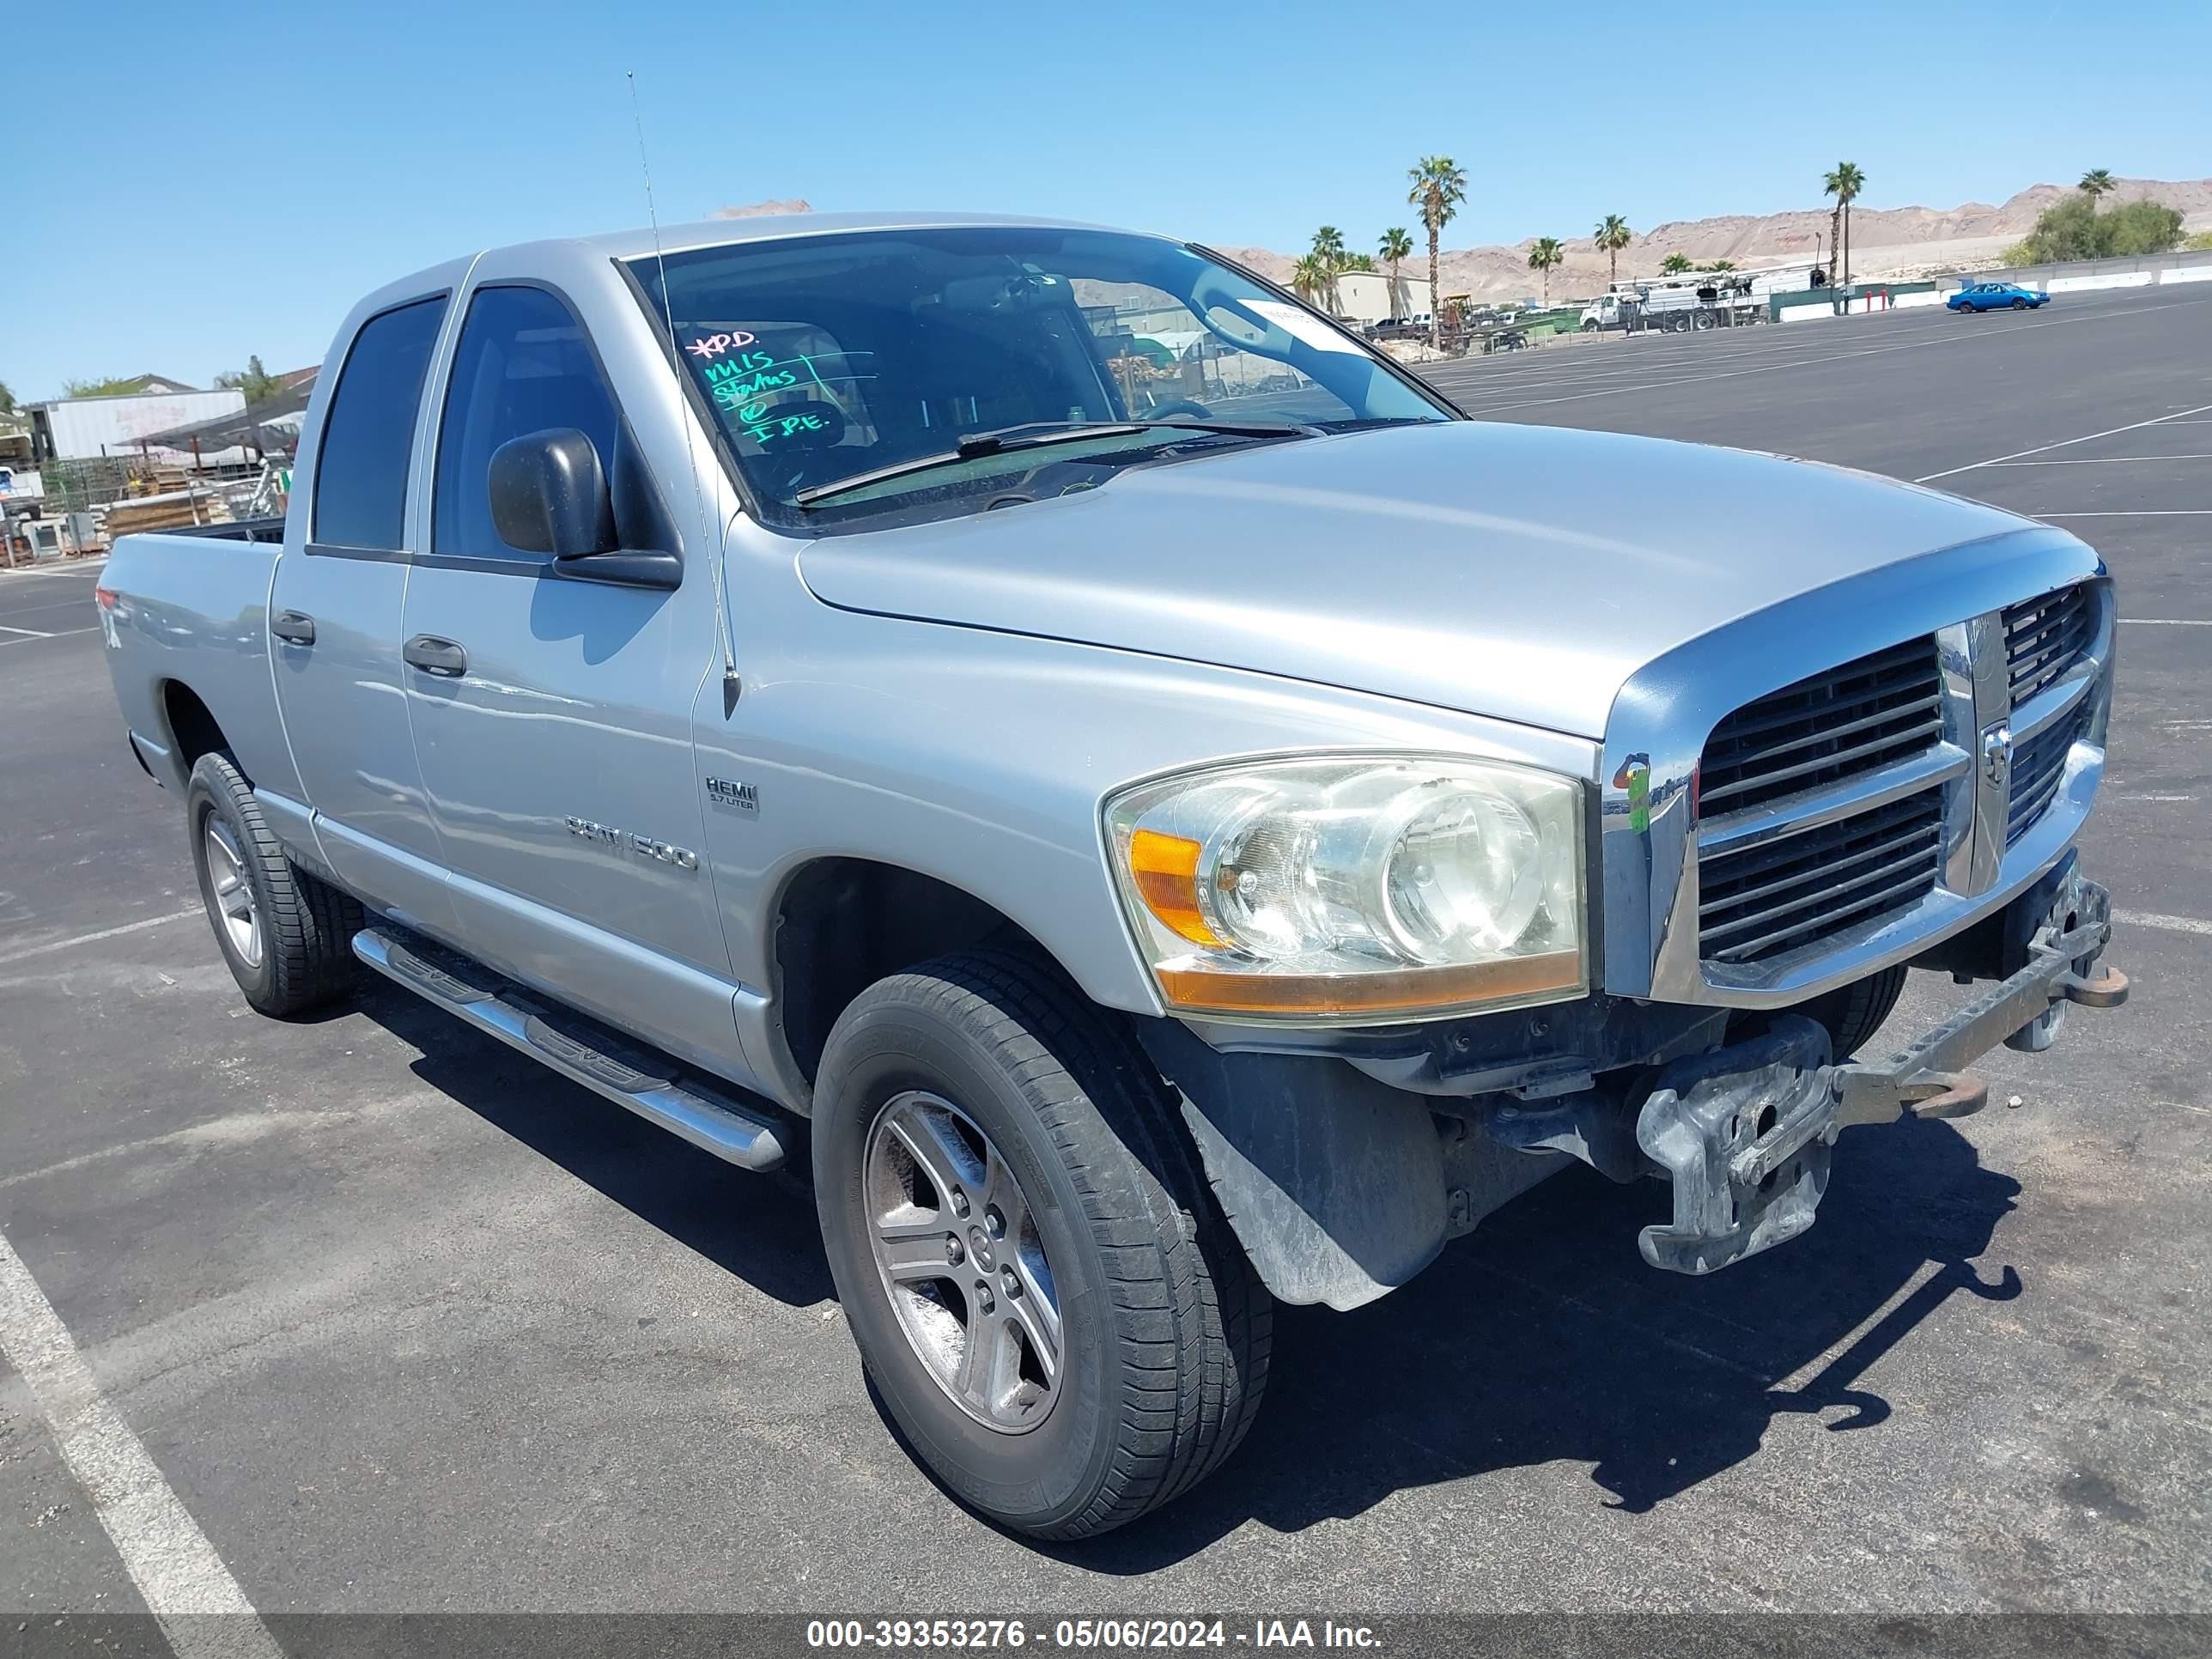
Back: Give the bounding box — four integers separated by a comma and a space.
0, 908, 202, 968
1912, 401, 2212, 483
2037, 510, 2212, 517
0, 1230, 283, 1659
2122, 617, 2212, 626
0, 625, 98, 647
0, 560, 106, 579
0, 623, 53, 636
1990, 454, 2212, 466
2117, 910, 2212, 938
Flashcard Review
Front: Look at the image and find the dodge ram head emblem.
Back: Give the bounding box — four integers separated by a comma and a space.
1981, 722, 2013, 788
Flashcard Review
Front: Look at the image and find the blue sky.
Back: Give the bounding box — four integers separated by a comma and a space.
9, 0, 2205, 401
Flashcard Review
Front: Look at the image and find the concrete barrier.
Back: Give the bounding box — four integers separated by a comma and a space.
1770, 250, 2212, 322
2045, 270, 2155, 293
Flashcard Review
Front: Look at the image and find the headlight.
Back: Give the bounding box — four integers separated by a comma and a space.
1104, 755, 1585, 1022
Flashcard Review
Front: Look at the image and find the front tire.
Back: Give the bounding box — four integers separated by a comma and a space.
813, 951, 1271, 1539
186, 752, 362, 1017
1795, 964, 1909, 1059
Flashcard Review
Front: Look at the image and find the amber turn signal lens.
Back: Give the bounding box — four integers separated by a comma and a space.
1127, 829, 1224, 946
1154, 949, 1583, 1018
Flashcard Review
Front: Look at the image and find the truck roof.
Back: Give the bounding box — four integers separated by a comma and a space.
393, 210, 1141, 294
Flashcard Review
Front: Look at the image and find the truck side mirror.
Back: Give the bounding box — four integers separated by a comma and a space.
489, 428, 617, 559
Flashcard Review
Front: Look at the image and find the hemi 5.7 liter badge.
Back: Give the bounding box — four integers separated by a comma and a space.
707, 777, 759, 815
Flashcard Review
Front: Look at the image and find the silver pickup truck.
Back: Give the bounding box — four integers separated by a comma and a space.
98, 211, 2128, 1539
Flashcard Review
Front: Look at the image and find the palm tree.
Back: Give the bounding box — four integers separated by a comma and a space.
1378, 227, 1414, 319
1660, 252, 1693, 275
1594, 214, 1632, 286
1407, 156, 1468, 349
1528, 236, 1565, 306
1310, 226, 1346, 311
2079, 168, 2116, 208
1290, 253, 1330, 303
1824, 161, 1866, 288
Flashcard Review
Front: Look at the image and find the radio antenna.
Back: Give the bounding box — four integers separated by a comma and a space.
629, 69, 741, 714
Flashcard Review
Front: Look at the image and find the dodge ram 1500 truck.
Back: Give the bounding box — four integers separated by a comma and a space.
98, 211, 2129, 1540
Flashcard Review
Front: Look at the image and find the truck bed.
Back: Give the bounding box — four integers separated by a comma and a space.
98, 528, 297, 800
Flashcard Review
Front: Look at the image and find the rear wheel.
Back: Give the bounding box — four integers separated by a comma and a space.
813, 950, 1270, 1539
186, 752, 362, 1017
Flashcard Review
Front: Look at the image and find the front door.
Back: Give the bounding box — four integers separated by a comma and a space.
398, 278, 738, 1073
268, 284, 457, 932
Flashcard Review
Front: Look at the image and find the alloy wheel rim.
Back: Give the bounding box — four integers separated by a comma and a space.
863, 1091, 1062, 1433
203, 820, 262, 969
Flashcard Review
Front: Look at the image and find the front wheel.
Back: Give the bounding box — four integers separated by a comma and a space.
813, 951, 1271, 1539
2011, 298, 2029, 309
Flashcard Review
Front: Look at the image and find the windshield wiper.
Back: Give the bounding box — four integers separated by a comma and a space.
793, 417, 1318, 508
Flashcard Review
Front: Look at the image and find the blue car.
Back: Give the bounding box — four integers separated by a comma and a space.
1948, 281, 2050, 313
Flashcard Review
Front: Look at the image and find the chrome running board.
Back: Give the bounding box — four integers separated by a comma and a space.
353, 924, 787, 1172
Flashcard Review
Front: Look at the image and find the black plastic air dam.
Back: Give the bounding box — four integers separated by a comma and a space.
1137, 1019, 1565, 1310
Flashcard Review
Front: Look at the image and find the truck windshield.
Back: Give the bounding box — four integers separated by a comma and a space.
627, 227, 1452, 522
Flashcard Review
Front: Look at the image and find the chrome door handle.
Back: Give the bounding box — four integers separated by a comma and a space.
271, 610, 316, 646
403, 635, 467, 677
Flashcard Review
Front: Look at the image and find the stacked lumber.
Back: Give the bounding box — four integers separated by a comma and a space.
101, 489, 235, 537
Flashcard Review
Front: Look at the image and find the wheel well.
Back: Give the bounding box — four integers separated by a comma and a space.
774, 859, 1044, 1085
161, 682, 230, 772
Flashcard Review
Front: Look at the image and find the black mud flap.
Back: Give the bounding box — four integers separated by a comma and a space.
1635, 1017, 1840, 1276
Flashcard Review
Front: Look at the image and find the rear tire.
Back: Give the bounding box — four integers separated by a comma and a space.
812, 950, 1271, 1539
185, 752, 362, 1017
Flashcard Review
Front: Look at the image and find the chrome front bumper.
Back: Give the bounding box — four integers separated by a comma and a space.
1599, 526, 2114, 1010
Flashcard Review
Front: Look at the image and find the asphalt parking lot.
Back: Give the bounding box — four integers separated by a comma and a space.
3, 283, 2209, 1625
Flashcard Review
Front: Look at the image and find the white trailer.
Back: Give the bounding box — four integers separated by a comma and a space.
28, 390, 248, 465
1581, 262, 1825, 334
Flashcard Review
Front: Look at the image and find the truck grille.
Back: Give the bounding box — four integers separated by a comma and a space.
1697, 636, 1943, 817
1698, 789, 1944, 965
2003, 584, 2096, 705
2008, 702, 2091, 847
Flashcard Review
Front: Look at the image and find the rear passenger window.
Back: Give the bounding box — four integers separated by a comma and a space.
434, 286, 623, 560
313, 296, 447, 551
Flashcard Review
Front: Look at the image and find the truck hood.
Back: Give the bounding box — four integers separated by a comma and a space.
796, 420, 2033, 739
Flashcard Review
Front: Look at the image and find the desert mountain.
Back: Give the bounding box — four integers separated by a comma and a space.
708, 179, 2210, 302
1218, 177, 2212, 301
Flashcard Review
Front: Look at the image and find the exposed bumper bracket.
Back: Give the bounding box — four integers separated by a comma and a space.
1635, 876, 2126, 1275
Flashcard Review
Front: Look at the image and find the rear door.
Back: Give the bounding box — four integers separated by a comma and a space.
398, 273, 738, 1072
269, 277, 461, 931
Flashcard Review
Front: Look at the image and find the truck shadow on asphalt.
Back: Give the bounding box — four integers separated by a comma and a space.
1067, 1113, 2023, 1570
356, 983, 2021, 1563
360, 983, 835, 1310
